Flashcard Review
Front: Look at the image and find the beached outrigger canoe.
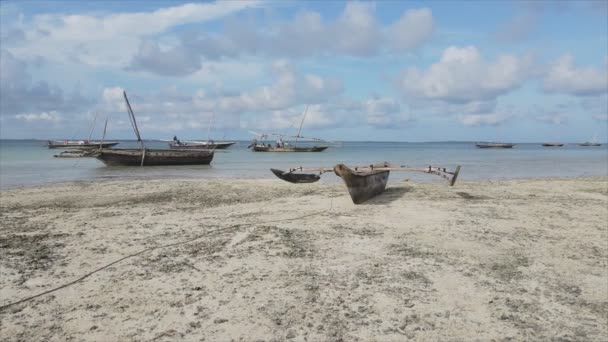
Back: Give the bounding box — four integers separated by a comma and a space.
271, 162, 461, 204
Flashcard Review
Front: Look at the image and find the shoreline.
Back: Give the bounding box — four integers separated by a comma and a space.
1, 177, 607, 341
2, 173, 607, 192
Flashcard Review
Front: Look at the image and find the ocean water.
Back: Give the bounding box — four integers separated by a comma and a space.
0, 139, 606, 190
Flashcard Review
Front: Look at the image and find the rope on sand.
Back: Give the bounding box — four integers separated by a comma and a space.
0, 200, 335, 311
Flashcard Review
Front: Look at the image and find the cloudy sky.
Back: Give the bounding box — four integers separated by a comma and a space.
1, 0, 607, 142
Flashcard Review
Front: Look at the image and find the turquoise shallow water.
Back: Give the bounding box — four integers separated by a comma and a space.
0, 140, 606, 189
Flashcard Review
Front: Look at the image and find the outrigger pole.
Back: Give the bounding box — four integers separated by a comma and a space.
276, 163, 460, 184
271, 162, 461, 204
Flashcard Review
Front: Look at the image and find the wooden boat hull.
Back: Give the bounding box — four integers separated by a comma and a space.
542, 143, 564, 147
96, 149, 214, 166
270, 169, 321, 183
47, 141, 119, 149
475, 143, 515, 148
168, 141, 236, 150
333, 164, 390, 204
54, 150, 96, 158
252, 145, 328, 152
579, 143, 601, 146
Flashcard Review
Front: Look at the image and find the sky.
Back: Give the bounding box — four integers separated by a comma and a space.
0, 0, 607, 142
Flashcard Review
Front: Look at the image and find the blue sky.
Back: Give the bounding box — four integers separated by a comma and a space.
0, 0, 606, 142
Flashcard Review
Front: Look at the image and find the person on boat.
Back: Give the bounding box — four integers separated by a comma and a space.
173, 135, 181, 145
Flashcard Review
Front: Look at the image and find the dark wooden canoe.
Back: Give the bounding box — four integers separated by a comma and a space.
542, 143, 564, 147
252, 144, 328, 152
95, 148, 214, 166
168, 141, 236, 150
270, 168, 321, 183
475, 142, 515, 148
333, 164, 390, 204
47, 140, 119, 149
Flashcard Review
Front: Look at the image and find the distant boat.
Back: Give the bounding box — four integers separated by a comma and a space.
542, 143, 564, 147
169, 113, 236, 150
251, 143, 328, 152
47, 140, 119, 149
168, 140, 236, 150
95, 91, 214, 167
475, 142, 515, 148
579, 134, 601, 146
248, 105, 330, 152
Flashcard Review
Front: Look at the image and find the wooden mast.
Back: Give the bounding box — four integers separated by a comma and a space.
99, 117, 108, 150
86, 112, 98, 142
122, 91, 143, 150
122, 91, 146, 166
294, 105, 309, 148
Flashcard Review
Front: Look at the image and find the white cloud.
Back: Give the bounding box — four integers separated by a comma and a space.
389, 8, 434, 52
580, 95, 608, 121
127, 40, 202, 76
9, 1, 261, 67
102, 86, 127, 112
331, 2, 381, 56
399, 46, 533, 103
96, 62, 344, 134
494, 12, 538, 43
364, 97, 412, 128
0, 49, 91, 116
30, 1, 259, 41
210, 61, 343, 113
457, 111, 514, 126
543, 55, 608, 96
536, 112, 568, 125
126, 4, 433, 76
15, 111, 61, 123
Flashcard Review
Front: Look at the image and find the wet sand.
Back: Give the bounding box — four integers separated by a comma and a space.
1, 177, 607, 341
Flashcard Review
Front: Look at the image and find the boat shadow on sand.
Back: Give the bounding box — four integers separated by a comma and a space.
359, 186, 413, 205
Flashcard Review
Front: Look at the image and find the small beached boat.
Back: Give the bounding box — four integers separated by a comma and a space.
271, 162, 461, 204
542, 143, 564, 147
96, 91, 214, 167
333, 164, 391, 204
47, 140, 118, 149
475, 142, 515, 148
95, 148, 213, 166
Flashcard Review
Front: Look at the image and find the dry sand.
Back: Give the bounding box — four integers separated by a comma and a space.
0, 177, 607, 341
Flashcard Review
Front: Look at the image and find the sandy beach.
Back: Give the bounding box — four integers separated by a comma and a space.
0, 177, 606, 341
